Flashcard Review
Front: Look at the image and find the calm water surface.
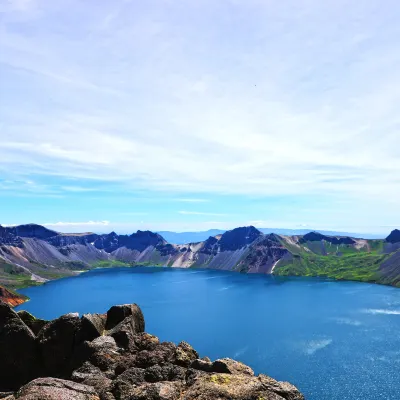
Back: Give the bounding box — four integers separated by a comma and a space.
17, 267, 400, 400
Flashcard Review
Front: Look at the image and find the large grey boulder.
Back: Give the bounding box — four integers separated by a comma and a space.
37, 312, 82, 376
15, 378, 100, 400
0, 302, 37, 391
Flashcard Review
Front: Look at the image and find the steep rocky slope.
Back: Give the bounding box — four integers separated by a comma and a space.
275, 230, 400, 286
0, 286, 26, 307
0, 301, 305, 399
0, 224, 399, 304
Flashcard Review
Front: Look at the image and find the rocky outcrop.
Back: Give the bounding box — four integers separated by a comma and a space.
300, 232, 355, 245
0, 301, 305, 400
0, 286, 26, 307
386, 229, 400, 244
5, 224, 58, 240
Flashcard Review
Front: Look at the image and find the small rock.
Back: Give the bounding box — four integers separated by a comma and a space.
175, 341, 199, 367
212, 358, 254, 376
124, 381, 182, 400
111, 368, 146, 400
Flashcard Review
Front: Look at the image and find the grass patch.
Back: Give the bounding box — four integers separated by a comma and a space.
275, 252, 389, 284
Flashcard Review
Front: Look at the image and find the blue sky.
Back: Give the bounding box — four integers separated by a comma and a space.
0, 0, 399, 234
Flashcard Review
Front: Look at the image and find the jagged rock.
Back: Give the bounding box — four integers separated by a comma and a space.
301, 231, 355, 245
84, 337, 121, 377
72, 362, 105, 383
0, 303, 305, 400
37, 312, 82, 376
190, 359, 214, 373
120, 381, 182, 400
386, 229, 400, 243
111, 368, 146, 400
133, 333, 160, 351
0, 302, 37, 390
144, 364, 186, 383
259, 374, 305, 400
105, 304, 145, 332
15, 378, 100, 400
175, 341, 199, 367
212, 358, 254, 376
17, 310, 48, 335
80, 376, 112, 400
134, 342, 177, 368
182, 373, 304, 400
80, 313, 106, 342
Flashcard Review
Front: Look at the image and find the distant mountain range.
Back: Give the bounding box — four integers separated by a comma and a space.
0, 223, 399, 306
158, 229, 385, 244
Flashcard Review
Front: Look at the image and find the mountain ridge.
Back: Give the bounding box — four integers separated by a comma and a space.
0, 223, 399, 305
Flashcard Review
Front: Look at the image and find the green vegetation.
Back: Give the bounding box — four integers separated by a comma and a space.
90, 260, 133, 268
275, 252, 389, 284
0, 259, 36, 289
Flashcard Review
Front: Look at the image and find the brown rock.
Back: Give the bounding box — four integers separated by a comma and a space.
15, 378, 100, 400
212, 358, 254, 376
175, 341, 199, 367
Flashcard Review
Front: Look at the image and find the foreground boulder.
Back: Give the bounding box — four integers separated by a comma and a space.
0, 302, 305, 400
14, 378, 100, 400
0, 302, 37, 390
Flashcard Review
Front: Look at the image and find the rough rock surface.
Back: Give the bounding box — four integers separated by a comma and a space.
0, 287, 26, 307
0, 301, 305, 400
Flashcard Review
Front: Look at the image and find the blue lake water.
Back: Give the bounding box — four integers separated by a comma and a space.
16, 267, 400, 400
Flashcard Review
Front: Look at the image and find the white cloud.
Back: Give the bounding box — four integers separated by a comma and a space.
178, 211, 228, 217
0, 0, 399, 228
44, 221, 110, 227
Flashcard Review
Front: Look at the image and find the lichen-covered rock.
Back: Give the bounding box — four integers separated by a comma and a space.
0, 302, 37, 390
121, 381, 182, 400
190, 359, 214, 373
2, 303, 305, 400
15, 378, 100, 400
259, 375, 305, 400
182, 373, 304, 400
175, 341, 199, 367
212, 358, 254, 376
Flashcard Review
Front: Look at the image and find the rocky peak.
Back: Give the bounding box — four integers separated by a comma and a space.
301, 231, 355, 245
0, 225, 22, 247
0, 301, 304, 400
6, 224, 58, 240
386, 229, 400, 244
218, 226, 262, 251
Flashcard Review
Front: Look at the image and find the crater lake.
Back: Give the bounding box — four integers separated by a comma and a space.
16, 267, 400, 400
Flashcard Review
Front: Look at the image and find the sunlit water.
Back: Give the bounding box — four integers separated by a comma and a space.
17, 267, 400, 400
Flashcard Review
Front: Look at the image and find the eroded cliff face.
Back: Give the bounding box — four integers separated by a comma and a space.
0, 301, 305, 400
0, 286, 26, 307
1, 224, 400, 296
